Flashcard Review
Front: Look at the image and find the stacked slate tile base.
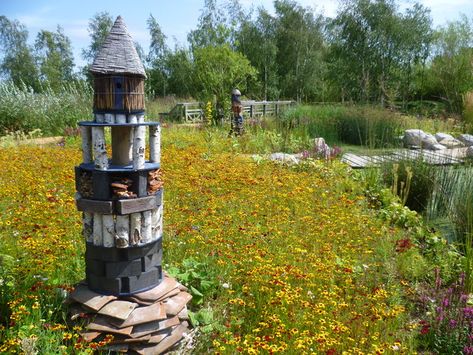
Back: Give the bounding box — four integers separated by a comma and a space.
67, 275, 192, 354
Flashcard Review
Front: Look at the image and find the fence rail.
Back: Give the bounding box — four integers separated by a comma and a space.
164, 100, 295, 122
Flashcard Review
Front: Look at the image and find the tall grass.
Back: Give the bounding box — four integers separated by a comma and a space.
0, 81, 92, 136
463, 91, 473, 133
275, 104, 458, 149
370, 158, 473, 292
427, 164, 473, 292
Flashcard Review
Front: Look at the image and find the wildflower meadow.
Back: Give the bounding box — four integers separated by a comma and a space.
0, 126, 469, 354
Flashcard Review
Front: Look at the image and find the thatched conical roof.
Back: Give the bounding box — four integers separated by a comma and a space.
90, 16, 146, 78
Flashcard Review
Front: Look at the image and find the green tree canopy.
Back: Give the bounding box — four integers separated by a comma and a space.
0, 16, 39, 90
35, 26, 75, 92
193, 44, 257, 121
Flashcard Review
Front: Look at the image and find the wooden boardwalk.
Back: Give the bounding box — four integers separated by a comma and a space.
341, 148, 468, 168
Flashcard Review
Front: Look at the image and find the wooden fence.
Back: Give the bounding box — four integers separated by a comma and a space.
163, 100, 295, 122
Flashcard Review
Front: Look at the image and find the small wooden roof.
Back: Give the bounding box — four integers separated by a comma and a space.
90, 16, 146, 78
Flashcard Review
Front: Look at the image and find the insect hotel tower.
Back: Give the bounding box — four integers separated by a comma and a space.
69, 17, 191, 353
75, 16, 163, 295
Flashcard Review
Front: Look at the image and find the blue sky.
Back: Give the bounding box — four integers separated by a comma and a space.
1, 0, 472, 70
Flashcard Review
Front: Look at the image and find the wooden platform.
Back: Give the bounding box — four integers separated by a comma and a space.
341, 148, 468, 168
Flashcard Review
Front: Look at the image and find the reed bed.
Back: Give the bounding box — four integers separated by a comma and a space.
0, 81, 92, 136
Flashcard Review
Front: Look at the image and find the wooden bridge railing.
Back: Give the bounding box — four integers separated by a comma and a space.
164, 100, 296, 122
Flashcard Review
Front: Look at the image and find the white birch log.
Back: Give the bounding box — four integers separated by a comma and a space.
137, 114, 145, 123
92, 213, 103, 246
83, 212, 94, 243
102, 214, 115, 247
104, 113, 115, 124
157, 204, 163, 240
151, 205, 163, 241
115, 114, 127, 124
130, 212, 142, 246
149, 125, 161, 164
128, 114, 137, 124
115, 215, 130, 248
92, 127, 108, 170
80, 126, 93, 164
133, 126, 146, 169
95, 113, 104, 123
141, 211, 152, 244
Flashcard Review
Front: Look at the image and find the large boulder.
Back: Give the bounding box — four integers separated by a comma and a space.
467, 146, 473, 158
435, 132, 454, 141
403, 129, 437, 149
458, 134, 473, 147
438, 137, 464, 149
403, 129, 425, 147
429, 143, 447, 151
269, 153, 299, 164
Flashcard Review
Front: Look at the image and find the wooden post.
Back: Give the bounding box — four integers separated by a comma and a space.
133, 126, 146, 169
276, 102, 279, 116
102, 214, 115, 247
92, 213, 103, 246
263, 103, 266, 116
250, 104, 253, 118
83, 212, 94, 243
92, 127, 108, 170
149, 125, 161, 164
80, 126, 92, 164
115, 215, 130, 248
130, 212, 142, 245
112, 127, 133, 165
141, 211, 152, 244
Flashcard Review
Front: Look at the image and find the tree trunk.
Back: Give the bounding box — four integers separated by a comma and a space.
95, 113, 104, 123
92, 213, 103, 246
102, 214, 115, 247
130, 212, 142, 245
104, 113, 115, 124
149, 126, 161, 164
83, 212, 94, 243
133, 126, 146, 169
80, 126, 92, 164
92, 127, 108, 170
115, 215, 130, 248
141, 211, 152, 244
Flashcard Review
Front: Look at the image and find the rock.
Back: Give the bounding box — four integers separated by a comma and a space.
458, 134, 473, 147
435, 132, 454, 141
429, 143, 447, 151
438, 137, 464, 149
269, 153, 299, 164
467, 146, 473, 157
421, 134, 439, 149
403, 129, 427, 147
314, 137, 330, 159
